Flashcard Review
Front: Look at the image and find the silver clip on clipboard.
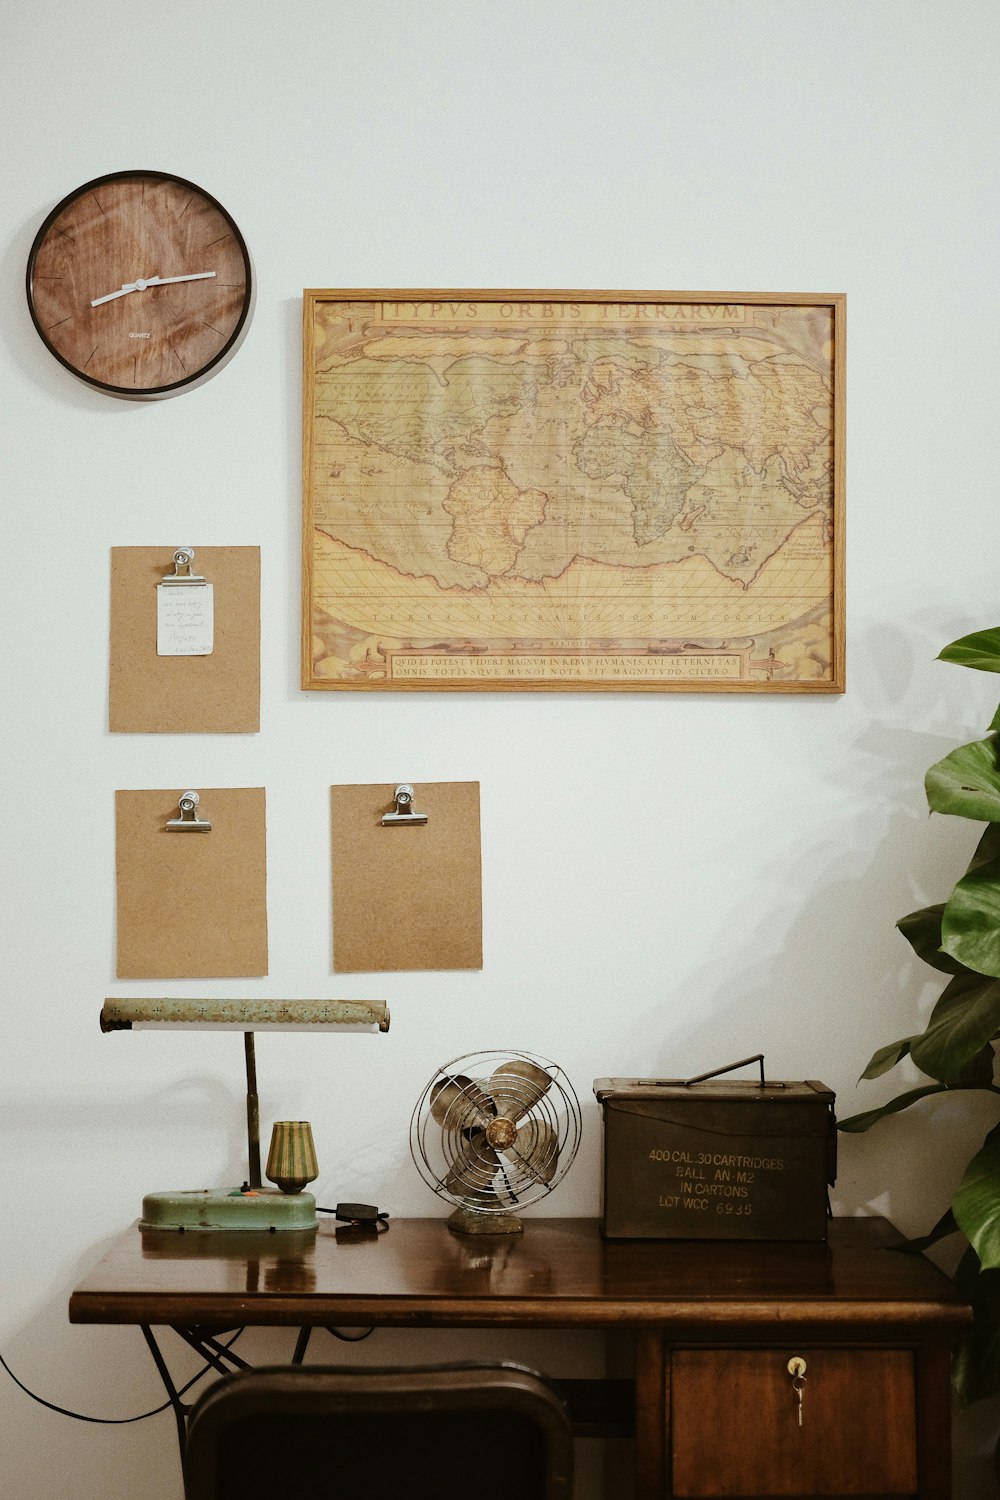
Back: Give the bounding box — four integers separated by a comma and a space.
381, 784, 428, 826
166, 790, 211, 832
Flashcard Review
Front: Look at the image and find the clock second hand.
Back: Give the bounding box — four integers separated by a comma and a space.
90, 271, 216, 308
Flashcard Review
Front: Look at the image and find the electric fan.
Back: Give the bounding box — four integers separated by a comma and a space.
410, 1049, 582, 1234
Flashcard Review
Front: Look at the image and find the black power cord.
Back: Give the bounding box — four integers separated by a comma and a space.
316, 1201, 389, 1230
3, 1206, 391, 1416
0, 1328, 244, 1425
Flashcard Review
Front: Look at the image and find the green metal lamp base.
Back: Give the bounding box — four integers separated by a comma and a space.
139, 1187, 318, 1232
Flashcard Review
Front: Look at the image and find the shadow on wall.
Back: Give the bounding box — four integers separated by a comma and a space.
608, 702, 995, 1239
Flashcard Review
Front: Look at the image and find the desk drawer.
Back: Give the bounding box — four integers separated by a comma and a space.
669, 1347, 917, 1497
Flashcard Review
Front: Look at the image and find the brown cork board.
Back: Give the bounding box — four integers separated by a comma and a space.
116, 788, 268, 978
109, 547, 260, 733
331, 782, 482, 972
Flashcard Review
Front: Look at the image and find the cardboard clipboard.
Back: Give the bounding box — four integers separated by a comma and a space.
115, 788, 268, 978
109, 546, 260, 733
331, 782, 482, 972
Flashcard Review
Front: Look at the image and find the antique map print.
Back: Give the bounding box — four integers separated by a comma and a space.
303, 293, 843, 690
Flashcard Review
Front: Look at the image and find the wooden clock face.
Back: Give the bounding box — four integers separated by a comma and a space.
26, 171, 253, 398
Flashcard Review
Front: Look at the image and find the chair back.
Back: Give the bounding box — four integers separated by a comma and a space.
184, 1360, 574, 1500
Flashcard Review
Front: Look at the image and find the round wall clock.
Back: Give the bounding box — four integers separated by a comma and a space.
26, 170, 254, 399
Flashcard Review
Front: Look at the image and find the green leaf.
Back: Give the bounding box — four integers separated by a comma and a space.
955, 1129, 1000, 1269
954, 1044, 999, 1087
967, 821, 1000, 874
894, 1207, 961, 1254
910, 971, 1000, 1082
838, 1084, 950, 1132
927, 968, 998, 1026
859, 1037, 915, 1079
925, 737, 1000, 822
990, 702, 1000, 733
897, 905, 971, 975
951, 1246, 1000, 1407
939, 628, 1000, 674
942, 856, 1000, 977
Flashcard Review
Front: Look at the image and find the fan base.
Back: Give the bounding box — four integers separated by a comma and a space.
447, 1206, 523, 1236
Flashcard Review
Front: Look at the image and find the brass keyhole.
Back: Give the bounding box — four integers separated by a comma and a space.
787, 1356, 807, 1429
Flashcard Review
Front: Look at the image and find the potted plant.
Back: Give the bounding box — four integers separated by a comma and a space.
841, 626, 1000, 1426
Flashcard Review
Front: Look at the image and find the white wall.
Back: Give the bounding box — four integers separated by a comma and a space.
2, 1, 999, 1494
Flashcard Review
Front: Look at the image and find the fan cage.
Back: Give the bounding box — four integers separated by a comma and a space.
410, 1049, 582, 1215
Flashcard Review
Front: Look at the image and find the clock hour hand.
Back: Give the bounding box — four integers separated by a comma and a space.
90, 271, 216, 308
91, 279, 144, 306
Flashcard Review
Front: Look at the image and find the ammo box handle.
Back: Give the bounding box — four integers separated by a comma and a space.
685, 1054, 775, 1087
638, 1054, 785, 1089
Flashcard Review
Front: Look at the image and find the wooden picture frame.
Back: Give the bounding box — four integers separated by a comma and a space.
303, 290, 845, 692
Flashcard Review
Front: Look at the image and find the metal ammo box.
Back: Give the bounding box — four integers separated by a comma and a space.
594, 1057, 836, 1241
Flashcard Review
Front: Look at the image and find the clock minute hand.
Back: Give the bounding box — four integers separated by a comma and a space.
145, 272, 217, 288
90, 271, 216, 308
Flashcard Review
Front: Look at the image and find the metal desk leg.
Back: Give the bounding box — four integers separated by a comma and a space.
140, 1326, 188, 1474
138, 1324, 314, 1474
172, 1328, 251, 1377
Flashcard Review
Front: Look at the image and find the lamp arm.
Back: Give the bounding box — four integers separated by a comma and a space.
244, 1032, 262, 1189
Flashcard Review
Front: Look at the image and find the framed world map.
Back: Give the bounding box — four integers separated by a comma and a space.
302, 290, 844, 692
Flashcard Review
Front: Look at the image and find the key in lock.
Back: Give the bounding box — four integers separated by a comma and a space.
786, 1356, 807, 1427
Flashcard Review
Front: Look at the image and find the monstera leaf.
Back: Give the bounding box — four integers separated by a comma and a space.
909, 972, 1000, 1083
859, 1036, 915, 1079
953, 1247, 1000, 1407
897, 904, 973, 975
955, 1127, 1000, 1271
896, 1208, 961, 1255
939, 628, 1000, 675
925, 737, 1000, 823
838, 1084, 950, 1133
942, 858, 1000, 977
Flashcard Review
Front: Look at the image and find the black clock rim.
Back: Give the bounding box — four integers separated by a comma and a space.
25, 168, 254, 397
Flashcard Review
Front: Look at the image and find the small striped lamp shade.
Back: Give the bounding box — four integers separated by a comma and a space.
266, 1121, 319, 1195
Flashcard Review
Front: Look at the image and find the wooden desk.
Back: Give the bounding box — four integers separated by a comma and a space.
70, 1216, 968, 1498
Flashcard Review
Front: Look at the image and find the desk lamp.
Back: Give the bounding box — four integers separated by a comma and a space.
101, 997, 389, 1231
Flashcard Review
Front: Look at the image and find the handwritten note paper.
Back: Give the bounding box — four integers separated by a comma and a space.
157, 582, 214, 655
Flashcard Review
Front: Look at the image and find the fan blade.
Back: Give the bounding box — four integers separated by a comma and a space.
509, 1120, 559, 1184
430, 1074, 494, 1131
486, 1060, 552, 1122
443, 1129, 500, 1195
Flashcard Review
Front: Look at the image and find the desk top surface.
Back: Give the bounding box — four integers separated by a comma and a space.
69, 1217, 969, 1331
